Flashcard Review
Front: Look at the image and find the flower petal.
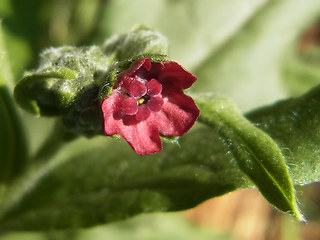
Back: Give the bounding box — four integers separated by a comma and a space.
102, 95, 161, 154
150, 61, 197, 90
122, 77, 147, 98
149, 91, 199, 136
102, 90, 126, 136
120, 121, 162, 155
146, 96, 164, 112
121, 97, 138, 115
135, 105, 151, 122
147, 79, 162, 96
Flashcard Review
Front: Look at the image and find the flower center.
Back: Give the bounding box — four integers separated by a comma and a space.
137, 95, 150, 105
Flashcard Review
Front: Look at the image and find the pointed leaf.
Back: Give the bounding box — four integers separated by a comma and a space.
195, 95, 303, 220
247, 85, 320, 185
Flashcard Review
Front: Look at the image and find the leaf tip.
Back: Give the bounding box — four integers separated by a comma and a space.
288, 204, 306, 222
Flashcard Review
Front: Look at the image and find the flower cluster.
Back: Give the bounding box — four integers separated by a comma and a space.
102, 58, 199, 155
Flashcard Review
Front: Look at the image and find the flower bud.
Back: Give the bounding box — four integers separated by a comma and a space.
14, 28, 199, 150
102, 26, 169, 62
14, 46, 109, 116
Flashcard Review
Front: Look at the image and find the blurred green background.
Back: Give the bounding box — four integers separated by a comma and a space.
1, 0, 320, 239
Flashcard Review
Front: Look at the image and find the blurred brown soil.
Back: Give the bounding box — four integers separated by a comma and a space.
182, 187, 320, 240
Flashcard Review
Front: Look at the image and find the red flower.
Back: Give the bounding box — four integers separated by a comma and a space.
101, 58, 199, 155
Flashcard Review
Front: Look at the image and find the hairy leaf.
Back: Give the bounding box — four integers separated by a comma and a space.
195, 95, 303, 220
247, 85, 320, 185
193, 0, 320, 111
3, 85, 320, 229
0, 124, 251, 230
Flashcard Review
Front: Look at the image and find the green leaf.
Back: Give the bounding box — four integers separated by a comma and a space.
0, 213, 231, 240
0, 22, 27, 184
247, 85, 320, 185
100, 0, 269, 69
5, 81, 320, 230
192, 0, 320, 111
195, 95, 303, 220
0, 125, 251, 231
4, 83, 320, 229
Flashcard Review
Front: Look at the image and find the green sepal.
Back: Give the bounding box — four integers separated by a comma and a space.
97, 54, 169, 101
160, 135, 179, 143
132, 54, 169, 63
97, 69, 117, 101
